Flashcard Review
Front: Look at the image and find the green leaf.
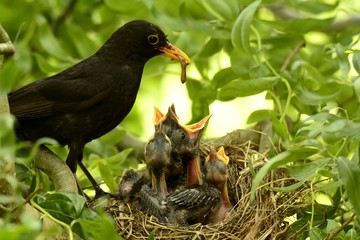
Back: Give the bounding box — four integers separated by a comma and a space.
197, 38, 226, 59
212, 67, 238, 89
263, 18, 334, 35
286, 158, 329, 181
298, 0, 339, 14
267, 180, 306, 192
345, 229, 358, 240
351, 146, 360, 167
36, 192, 86, 223
230, 49, 256, 77
272, 117, 289, 140
337, 157, 360, 217
247, 109, 275, 124
148, 228, 157, 240
352, 52, 360, 75
352, 77, 360, 102
99, 162, 117, 194
224, 0, 239, 18
217, 76, 279, 101
198, 0, 236, 21
309, 227, 327, 240
325, 219, 341, 234
335, 44, 350, 79
78, 211, 123, 240
231, 0, 261, 53
33, 53, 71, 74
297, 86, 341, 106
35, 15, 71, 61
250, 148, 317, 201
104, 0, 148, 14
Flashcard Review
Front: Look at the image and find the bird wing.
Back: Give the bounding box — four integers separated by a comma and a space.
8, 71, 110, 120
168, 187, 220, 209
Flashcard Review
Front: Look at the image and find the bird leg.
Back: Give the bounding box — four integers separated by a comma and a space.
73, 172, 91, 200
77, 161, 109, 198
67, 142, 109, 199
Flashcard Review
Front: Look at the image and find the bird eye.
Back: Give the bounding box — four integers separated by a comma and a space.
148, 35, 159, 45
180, 132, 186, 140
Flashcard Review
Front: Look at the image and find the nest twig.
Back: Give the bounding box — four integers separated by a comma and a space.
95, 139, 309, 239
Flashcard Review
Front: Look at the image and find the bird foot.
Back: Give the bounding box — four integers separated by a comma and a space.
94, 187, 114, 199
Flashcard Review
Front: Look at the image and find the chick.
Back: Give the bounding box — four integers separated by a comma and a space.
154, 104, 211, 187
145, 123, 172, 199
204, 146, 232, 224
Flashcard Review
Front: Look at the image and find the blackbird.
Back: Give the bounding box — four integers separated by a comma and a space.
8, 20, 190, 197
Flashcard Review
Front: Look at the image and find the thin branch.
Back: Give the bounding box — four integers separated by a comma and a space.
267, 4, 360, 34
325, 16, 360, 33
327, 213, 356, 240
0, 24, 15, 67
280, 40, 306, 72
0, 25, 14, 214
52, 0, 78, 34
116, 130, 146, 160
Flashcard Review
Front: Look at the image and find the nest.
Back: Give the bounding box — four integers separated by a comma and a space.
96, 139, 308, 239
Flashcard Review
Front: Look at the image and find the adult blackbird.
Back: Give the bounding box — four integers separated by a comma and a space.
8, 20, 190, 196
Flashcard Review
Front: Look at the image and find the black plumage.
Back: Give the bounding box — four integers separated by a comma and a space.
8, 20, 190, 196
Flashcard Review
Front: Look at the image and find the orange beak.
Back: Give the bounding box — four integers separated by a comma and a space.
159, 42, 191, 65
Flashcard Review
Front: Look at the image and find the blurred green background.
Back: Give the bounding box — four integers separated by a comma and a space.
2, 0, 360, 239
0, 0, 277, 141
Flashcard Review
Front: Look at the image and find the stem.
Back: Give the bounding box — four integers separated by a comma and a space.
327, 213, 356, 240
251, 25, 293, 123
52, 0, 78, 34
30, 169, 74, 240
309, 177, 316, 230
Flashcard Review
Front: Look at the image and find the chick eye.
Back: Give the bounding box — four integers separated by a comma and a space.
180, 132, 186, 140
148, 34, 159, 45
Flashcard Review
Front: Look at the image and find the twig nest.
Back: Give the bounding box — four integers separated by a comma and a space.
98, 141, 305, 239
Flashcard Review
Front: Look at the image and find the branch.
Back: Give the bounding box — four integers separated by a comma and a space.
205, 128, 261, 148
325, 16, 360, 33
266, 4, 360, 34
116, 131, 146, 160
0, 24, 15, 59
280, 41, 306, 72
35, 146, 77, 192
327, 213, 356, 240
52, 0, 78, 34
0, 25, 15, 217
0, 96, 9, 114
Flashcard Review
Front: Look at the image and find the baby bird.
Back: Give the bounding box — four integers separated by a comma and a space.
140, 146, 231, 226
118, 168, 149, 203
204, 146, 232, 224
145, 123, 172, 199
154, 104, 211, 187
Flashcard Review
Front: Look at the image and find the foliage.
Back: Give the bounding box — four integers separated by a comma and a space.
1, 0, 360, 239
